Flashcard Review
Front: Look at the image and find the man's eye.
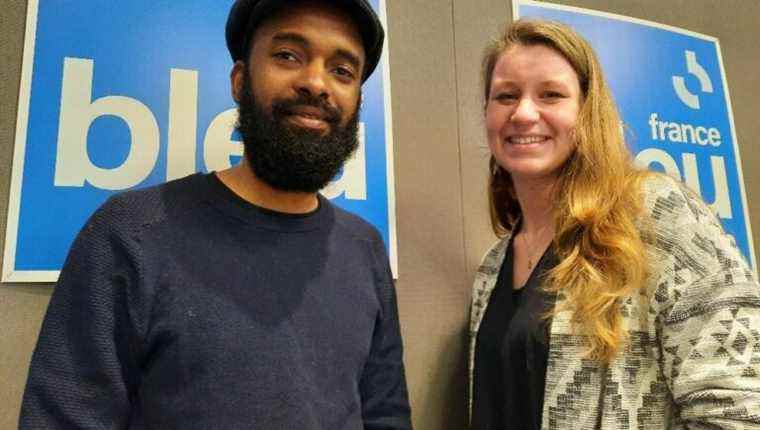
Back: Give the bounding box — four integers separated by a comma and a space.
273, 51, 298, 62
334, 66, 356, 80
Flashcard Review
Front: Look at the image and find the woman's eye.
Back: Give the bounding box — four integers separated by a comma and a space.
543, 91, 565, 99
494, 93, 517, 102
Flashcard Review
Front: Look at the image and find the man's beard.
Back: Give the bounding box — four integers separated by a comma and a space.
235, 72, 360, 193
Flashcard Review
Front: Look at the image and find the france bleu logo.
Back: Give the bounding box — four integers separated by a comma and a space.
4, 0, 396, 282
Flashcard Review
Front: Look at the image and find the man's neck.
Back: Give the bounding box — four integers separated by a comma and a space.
216, 160, 319, 214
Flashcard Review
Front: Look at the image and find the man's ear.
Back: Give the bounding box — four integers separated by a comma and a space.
230, 61, 246, 103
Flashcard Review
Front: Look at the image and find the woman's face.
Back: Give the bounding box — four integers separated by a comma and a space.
486, 44, 581, 187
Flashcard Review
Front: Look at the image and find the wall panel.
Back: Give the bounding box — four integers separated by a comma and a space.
1, 1, 758, 429
0, 1, 51, 427
385, 1, 469, 427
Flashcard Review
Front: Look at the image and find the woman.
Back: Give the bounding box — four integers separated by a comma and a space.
469, 19, 760, 429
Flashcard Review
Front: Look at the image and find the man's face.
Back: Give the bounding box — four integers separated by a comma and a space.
231, 1, 366, 193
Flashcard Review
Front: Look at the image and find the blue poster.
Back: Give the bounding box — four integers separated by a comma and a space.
3, 0, 397, 282
516, 0, 757, 273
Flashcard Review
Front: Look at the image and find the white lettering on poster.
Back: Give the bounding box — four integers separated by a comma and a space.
167, 68, 199, 180
55, 57, 160, 189
648, 113, 721, 147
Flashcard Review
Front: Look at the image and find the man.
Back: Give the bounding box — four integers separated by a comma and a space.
20, 1, 412, 428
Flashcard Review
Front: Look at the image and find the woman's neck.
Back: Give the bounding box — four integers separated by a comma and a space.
513, 176, 556, 236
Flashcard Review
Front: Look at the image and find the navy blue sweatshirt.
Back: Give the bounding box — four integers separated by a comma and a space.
20, 173, 412, 429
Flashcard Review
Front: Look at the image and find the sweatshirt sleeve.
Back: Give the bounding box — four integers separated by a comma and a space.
19, 197, 144, 429
651, 180, 760, 428
359, 235, 413, 430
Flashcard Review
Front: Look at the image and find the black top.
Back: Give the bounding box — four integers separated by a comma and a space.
20, 173, 412, 429
472, 237, 557, 430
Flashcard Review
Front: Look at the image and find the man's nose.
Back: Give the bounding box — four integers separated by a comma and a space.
296, 62, 329, 100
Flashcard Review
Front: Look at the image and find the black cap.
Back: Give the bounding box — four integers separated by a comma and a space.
226, 0, 385, 82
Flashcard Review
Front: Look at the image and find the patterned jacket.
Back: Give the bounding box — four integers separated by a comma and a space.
469, 175, 760, 429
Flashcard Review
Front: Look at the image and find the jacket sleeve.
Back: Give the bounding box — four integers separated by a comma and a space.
19, 198, 144, 429
359, 236, 413, 430
652, 181, 760, 428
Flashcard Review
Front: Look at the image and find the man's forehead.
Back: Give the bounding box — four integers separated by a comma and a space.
258, 3, 362, 39
252, 3, 366, 57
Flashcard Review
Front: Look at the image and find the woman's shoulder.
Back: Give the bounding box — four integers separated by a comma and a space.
474, 234, 511, 280
638, 172, 755, 287
639, 172, 719, 229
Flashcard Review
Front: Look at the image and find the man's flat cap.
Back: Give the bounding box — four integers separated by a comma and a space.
226, 0, 385, 82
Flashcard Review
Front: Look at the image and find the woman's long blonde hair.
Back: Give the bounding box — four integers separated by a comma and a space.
483, 19, 652, 364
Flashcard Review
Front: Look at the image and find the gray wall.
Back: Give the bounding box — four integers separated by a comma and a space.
1, 1, 758, 428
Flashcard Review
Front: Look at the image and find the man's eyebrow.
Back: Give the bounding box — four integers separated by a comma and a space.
271, 32, 309, 47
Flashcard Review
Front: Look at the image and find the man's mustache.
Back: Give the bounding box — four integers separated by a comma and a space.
271, 94, 342, 125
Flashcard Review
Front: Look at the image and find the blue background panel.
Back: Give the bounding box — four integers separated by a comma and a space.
12, 0, 393, 273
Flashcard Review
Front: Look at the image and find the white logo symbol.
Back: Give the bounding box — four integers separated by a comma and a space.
672, 50, 713, 109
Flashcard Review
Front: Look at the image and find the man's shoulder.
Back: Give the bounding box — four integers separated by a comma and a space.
327, 198, 383, 245
94, 173, 210, 233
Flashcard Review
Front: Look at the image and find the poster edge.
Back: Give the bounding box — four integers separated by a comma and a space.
379, 0, 398, 279
517, 0, 717, 42
3, 0, 41, 284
